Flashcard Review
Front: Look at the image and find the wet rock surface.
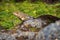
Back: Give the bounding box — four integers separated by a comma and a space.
36, 20, 60, 40
0, 20, 60, 40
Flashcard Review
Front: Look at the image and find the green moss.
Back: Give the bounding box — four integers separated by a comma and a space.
0, 2, 60, 29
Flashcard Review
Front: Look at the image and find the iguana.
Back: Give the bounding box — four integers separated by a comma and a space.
13, 11, 60, 32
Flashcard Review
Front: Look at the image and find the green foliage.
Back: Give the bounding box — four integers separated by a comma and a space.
0, 11, 21, 29
0, 1, 60, 29
15, 2, 60, 17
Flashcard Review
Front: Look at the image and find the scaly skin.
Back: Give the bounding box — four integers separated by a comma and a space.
13, 11, 60, 32
13, 11, 47, 30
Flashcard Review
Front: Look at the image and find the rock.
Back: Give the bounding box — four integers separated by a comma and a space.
35, 20, 60, 40
0, 33, 16, 40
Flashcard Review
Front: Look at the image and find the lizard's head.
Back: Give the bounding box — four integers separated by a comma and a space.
13, 11, 31, 21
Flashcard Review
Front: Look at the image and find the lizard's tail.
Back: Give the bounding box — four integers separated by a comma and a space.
37, 15, 60, 22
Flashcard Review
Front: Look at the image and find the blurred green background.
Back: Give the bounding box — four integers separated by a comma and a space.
0, 0, 60, 29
